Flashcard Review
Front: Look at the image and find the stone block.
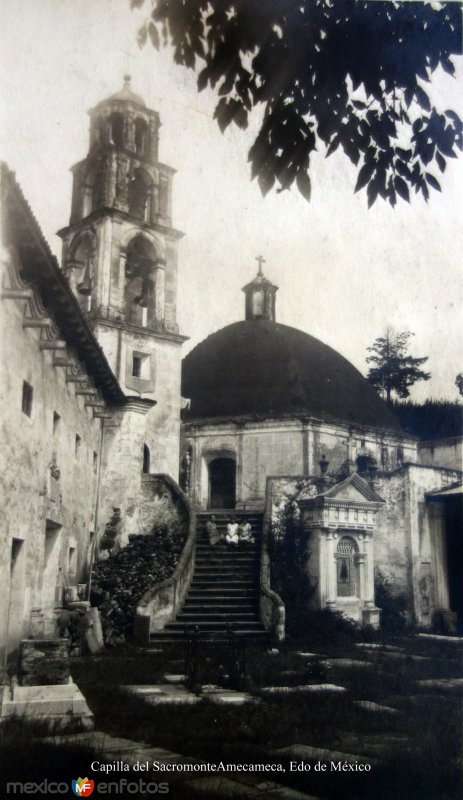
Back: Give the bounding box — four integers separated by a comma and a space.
0, 678, 94, 732
19, 639, 70, 686
362, 606, 380, 628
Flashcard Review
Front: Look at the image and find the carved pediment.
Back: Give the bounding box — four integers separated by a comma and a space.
320, 473, 384, 505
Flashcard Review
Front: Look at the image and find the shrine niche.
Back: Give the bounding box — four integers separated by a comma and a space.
299, 473, 384, 627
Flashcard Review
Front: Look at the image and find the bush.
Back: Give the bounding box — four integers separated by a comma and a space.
91, 519, 186, 644
375, 569, 409, 632
268, 497, 316, 639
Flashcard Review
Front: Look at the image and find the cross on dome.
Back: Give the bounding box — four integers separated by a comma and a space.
255, 255, 266, 277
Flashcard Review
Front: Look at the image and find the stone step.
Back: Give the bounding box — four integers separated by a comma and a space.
190, 579, 258, 587
149, 629, 269, 642
183, 601, 258, 611
195, 545, 260, 554
188, 588, 259, 597
194, 564, 259, 580
176, 612, 258, 622
165, 620, 265, 631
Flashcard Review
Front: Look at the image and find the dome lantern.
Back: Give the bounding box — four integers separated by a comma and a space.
242, 256, 278, 321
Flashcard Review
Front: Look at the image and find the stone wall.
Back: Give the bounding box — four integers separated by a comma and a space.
0, 254, 103, 663
418, 437, 462, 471
374, 464, 462, 626
184, 418, 417, 510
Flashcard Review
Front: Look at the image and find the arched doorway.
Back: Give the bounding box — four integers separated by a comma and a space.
209, 458, 236, 509
336, 536, 359, 598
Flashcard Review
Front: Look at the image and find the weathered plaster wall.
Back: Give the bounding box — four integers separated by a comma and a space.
374, 464, 461, 625
418, 438, 462, 471
184, 418, 417, 510
0, 270, 103, 660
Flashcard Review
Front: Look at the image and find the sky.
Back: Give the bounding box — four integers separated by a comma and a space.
1, 0, 462, 402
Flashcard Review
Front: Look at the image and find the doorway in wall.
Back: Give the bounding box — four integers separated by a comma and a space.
42, 523, 62, 611
208, 458, 236, 509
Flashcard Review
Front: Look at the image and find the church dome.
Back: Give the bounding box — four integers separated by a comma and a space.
107, 75, 146, 107
181, 319, 402, 433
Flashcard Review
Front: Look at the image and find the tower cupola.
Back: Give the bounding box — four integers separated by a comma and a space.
242, 256, 278, 321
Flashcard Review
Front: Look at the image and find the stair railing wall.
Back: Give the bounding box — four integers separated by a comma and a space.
134, 474, 196, 642
260, 478, 286, 641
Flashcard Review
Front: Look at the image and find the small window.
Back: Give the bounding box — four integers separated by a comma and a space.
75, 434, 81, 457
22, 381, 33, 416
11, 538, 23, 571
53, 412, 61, 434
397, 445, 404, 468
132, 355, 142, 378
130, 351, 150, 381
93, 451, 98, 473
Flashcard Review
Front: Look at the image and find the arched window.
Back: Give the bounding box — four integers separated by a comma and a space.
82, 167, 96, 217
134, 118, 149, 156
336, 536, 359, 597
128, 168, 152, 221
124, 235, 157, 327
109, 112, 124, 147
143, 444, 150, 474
252, 289, 264, 318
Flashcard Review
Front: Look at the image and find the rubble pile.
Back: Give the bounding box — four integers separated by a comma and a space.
91, 524, 185, 645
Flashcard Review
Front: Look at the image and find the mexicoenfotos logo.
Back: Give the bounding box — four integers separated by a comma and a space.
71, 778, 95, 797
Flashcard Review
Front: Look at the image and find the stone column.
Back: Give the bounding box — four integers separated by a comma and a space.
362, 532, 375, 604
430, 503, 449, 609
325, 531, 337, 607
356, 553, 366, 600
154, 260, 166, 324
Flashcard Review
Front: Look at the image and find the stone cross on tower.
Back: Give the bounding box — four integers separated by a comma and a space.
255, 255, 266, 276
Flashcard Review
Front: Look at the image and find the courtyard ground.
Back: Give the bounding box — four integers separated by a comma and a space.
0, 630, 462, 799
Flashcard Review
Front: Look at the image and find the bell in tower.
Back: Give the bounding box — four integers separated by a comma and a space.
242, 256, 278, 322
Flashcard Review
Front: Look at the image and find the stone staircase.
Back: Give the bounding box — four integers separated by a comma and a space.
150, 512, 268, 641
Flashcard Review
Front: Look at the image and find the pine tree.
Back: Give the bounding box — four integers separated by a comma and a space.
455, 373, 463, 397
366, 329, 430, 405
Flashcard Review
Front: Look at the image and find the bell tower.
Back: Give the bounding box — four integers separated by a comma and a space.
58, 77, 187, 479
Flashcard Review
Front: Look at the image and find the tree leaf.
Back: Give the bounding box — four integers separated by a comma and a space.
425, 173, 441, 192
355, 161, 375, 193
296, 169, 311, 201
436, 152, 446, 173
394, 176, 410, 203
414, 86, 431, 112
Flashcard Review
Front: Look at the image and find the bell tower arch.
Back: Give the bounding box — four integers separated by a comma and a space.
57, 76, 187, 478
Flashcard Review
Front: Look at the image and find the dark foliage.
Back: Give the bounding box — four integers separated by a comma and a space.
134, 0, 462, 205
91, 522, 185, 643
268, 497, 316, 638
456, 372, 463, 397
374, 569, 408, 632
392, 398, 462, 440
366, 328, 430, 403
